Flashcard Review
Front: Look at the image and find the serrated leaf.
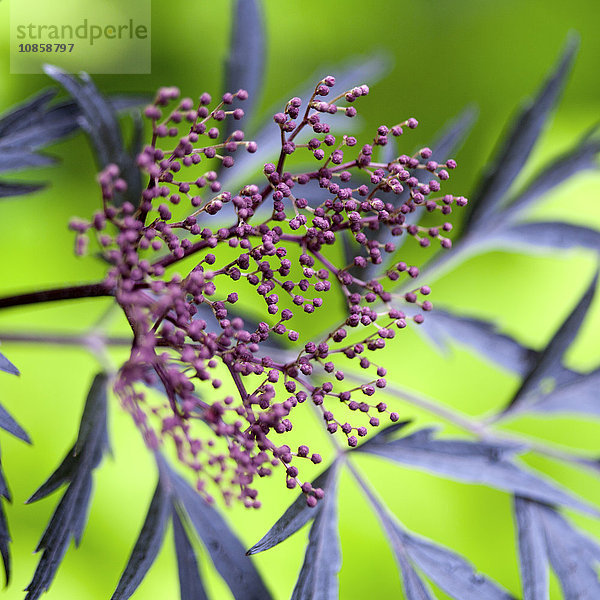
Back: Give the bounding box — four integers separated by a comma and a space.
359, 427, 598, 516
0, 181, 46, 198
26, 451, 78, 505
0, 453, 9, 503
43, 65, 141, 206
291, 463, 341, 600
528, 367, 600, 415
0, 88, 144, 200
464, 34, 579, 232
172, 507, 208, 600
27, 373, 109, 503
356, 419, 412, 450
414, 307, 538, 376
0, 89, 57, 137
410, 42, 590, 290
109, 94, 150, 114
402, 532, 515, 600
507, 125, 600, 218
110, 479, 171, 600
0, 95, 145, 153
398, 558, 436, 600
515, 499, 600, 600
0, 117, 76, 151
0, 502, 9, 587
0, 403, 31, 443
247, 465, 336, 555
0, 152, 57, 175
24, 374, 109, 600
70, 474, 93, 547
43, 65, 122, 166
514, 496, 549, 600
490, 222, 600, 252
545, 532, 600, 597
222, 0, 264, 141
25, 473, 93, 600
129, 112, 145, 158
354, 464, 512, 599
0, 351, 19, 376
0, 446, 11, 586
504, 270, 598, 413
168, 466, 272, 600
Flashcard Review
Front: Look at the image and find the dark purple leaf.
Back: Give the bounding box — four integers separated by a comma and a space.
544, 522, 600, 598
26, 451, 78, 505
0, 350, 19, 376
0, 454, 9, 502
0, 89, 57, 137
0, 118, 80, 151
110, 479, 171, 600
168, 466, 272, 600
354, 464, 512, 599
108, 94, 150, 114
222, 0, 264, 142
464, 34, 578, 232
514, 496, 549, 600
359, 427, 599, 516
0, 95, 145, 153
24, 374, 109, 600
398, 558, 436, 600
25, 474, 92, 600
504, 270, 598, 413
290, 463, 341, 600
247, 464, 337, 555
414, 307, 537, 376
0, 152, 57, 175
43, 65, 122, 166
491, 222, 600, 252
0, 87, 144, 200
402, 532, 516, 600
70, 475, 93, 547
27, 373, 109, 503
172, 507, 208, 600
357, 420, 412, 450
0, 507, 9, 587
515, 499, 600, 599
0, 446, 11, 586
0, 403, 31, 443
128, 112, 144, 158
43, 65, 142, 206
528, 367, 600, 415
507, 125, 600, 217
0, 181, 46, 198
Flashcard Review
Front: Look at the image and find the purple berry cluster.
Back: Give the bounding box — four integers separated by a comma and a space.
69, 76, 467, 507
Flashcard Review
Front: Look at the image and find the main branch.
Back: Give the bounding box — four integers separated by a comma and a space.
0, 282, 112, 310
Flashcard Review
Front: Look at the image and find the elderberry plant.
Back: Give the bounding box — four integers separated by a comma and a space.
0, 2, 599, 599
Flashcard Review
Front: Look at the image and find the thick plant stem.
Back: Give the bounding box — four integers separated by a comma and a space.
0, 331, 131, 346
0, 282, 112, 310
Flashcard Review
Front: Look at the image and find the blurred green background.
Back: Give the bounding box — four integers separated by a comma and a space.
1, 0, 599, 598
